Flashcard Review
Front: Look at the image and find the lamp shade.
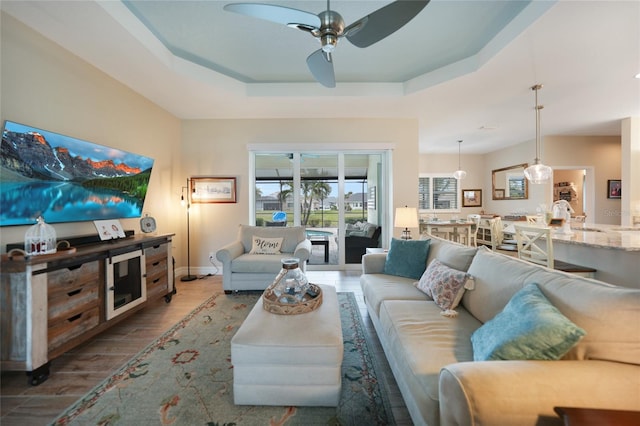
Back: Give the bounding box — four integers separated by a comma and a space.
394, 206, 419, 229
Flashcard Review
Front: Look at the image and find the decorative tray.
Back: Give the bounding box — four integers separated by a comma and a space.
262, 283, 323, 315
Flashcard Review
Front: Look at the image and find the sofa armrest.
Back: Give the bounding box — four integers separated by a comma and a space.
361, 253, 387, 274
439, 360, 640, 426
293, 239, 312, 263
216, 241, 244, 266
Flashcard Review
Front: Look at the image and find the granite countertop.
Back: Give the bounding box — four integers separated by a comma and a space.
552, 223, 640, 251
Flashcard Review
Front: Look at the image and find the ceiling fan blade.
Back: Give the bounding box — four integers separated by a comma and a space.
224, 3, 320, 29
306, 49, 335, 88
345, 0, 430, 48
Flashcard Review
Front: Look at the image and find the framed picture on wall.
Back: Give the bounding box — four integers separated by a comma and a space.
191, 177, 237, 203
462, 189, 482, 207
607, 179, 621, 199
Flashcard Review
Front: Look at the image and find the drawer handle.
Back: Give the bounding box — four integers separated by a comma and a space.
67, 313, 83, 323
67, 289, 82, 297
67, 265, 82, 271
152, 261, 161, 267
153, 278, 161, 284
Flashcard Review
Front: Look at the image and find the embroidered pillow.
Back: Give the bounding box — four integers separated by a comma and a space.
415, 259, 473, 312
249, 236, 283, 255
471, 283, 586, 361
383, 238, 431, 280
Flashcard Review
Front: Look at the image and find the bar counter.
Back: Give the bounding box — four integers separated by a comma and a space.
550, 223, 639, 288
555, 223, 640, 251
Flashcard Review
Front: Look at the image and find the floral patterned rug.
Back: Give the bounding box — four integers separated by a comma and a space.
52, 290, 394, 425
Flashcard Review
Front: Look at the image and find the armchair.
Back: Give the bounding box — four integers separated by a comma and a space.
345, 224, 381, 264
216, 225, 311, 293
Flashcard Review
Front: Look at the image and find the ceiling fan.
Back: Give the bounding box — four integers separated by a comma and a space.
224, 0, 430, 88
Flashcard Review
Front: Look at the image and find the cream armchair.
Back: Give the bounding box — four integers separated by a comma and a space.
216, 225, 312, 293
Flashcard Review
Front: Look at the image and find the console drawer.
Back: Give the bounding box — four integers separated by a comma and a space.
144, 244, 167, 265
146, 257, 167, 279
48, 306, 100, 352
48, 261, 100, 298
147, 274, 169, 299
48, 284, 99, 324
48, 261, 101, 323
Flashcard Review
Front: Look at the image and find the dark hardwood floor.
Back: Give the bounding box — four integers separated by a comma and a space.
1, 271, 411, 426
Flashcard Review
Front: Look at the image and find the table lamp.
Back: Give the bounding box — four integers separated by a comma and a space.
395, 206, 419, 240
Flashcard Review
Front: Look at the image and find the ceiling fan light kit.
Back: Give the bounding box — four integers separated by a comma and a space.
225, 0, 430, 88
524, 84, 553, 184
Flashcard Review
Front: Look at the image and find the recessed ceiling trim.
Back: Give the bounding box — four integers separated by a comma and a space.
99, 0, 246, 93
405, 0, 556, 94
246, 82, 404, 97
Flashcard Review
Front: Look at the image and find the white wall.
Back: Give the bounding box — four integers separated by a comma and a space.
1, 14, 181, 252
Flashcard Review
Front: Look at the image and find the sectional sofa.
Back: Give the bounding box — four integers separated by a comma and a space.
360, 235, 639, 426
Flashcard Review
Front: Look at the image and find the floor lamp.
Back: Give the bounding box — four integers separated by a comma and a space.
181, 178, 197, 282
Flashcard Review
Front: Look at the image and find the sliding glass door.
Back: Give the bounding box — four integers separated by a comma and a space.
252, 150, 388, 269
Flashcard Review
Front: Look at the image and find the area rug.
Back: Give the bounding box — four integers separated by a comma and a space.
52, 290, 394, 426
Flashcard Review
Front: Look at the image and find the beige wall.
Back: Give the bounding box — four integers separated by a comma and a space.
418, 152, 486, 216
181, 118, 419, 268
420, 136, 623, 224
1, 14, 181, 252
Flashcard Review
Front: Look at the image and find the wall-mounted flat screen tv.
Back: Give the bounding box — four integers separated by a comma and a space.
1, 120, 155, 226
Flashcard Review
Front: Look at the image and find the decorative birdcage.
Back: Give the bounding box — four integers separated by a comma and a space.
24, 216, 57, 256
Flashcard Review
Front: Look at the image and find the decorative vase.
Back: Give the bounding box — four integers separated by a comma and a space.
270, 258, 310, 304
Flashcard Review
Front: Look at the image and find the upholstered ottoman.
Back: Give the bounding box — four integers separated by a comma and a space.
231, 284, 343, 406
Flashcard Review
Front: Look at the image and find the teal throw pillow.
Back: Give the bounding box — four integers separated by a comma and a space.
383, 238, 431, 280
471, 283, 586, 361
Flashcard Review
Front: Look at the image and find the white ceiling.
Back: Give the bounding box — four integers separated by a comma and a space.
2, 0, 639, 154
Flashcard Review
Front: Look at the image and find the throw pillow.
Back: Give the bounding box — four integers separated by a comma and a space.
249, 236, 283, 255
414, 259, 473, 312
471, 283, 586, 361
383, 238, 431, 280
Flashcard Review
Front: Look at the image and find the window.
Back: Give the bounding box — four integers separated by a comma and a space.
419, 175, 460, 212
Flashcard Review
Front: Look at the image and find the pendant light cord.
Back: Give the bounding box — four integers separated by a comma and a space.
532, 84, 543, 163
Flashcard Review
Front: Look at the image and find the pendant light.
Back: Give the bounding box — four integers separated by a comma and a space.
453, 140, 467, 180
524, 84, 553, 184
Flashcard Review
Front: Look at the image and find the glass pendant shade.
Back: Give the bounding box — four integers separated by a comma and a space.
526, 84, 551, 184
453, 169, 467, 180
524, 161, 553, 184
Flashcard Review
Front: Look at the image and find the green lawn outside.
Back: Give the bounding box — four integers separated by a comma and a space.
256, 210, 368, 227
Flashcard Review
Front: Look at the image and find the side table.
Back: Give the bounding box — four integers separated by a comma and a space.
555, 406, 640, 426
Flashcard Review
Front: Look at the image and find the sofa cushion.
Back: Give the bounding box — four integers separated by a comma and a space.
464, 247, 640, 365
249, 236, 283, 254
471, 283, 586, 361
415, 259, 471, 312
383, 238, 431, 279
426, 236, 477, 271
231, 253, 286, 273
379, 300, 481, 424
360, 274, 427, 316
